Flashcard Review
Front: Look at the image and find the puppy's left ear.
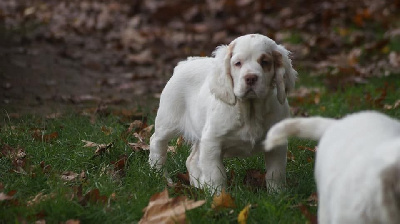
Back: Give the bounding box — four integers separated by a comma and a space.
273, 45, 297, 105
210, 43, 236, 105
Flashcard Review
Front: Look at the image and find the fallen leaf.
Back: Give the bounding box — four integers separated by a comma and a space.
211, 189, 236, 210
176, 172, 190, 185
32, 130, 59, 142
65, 220, 80, 224
80, 188, 108, 206
112, 155, 128, 171
297, 146, 317, 152
45, 113, 62, 119
2, 146, 28, 173
128, 142, 150, 152
0, 190, 18, 205
307, 192, 318, 207
61, 171, 79, 181
79, 170, 87, 182
140, 189, 205, 224
35, 219, 46, 224
0, 192, 13, 201
40, 161, 52, 173
135, 125, 154, 142
167, 146, 177, 153
93, 142, 113, 158
81, 140, 99, 148
176, 136, 184, 147
297, 204, 317, 224
101, 126, 113, 135
243, 169, 266, 189
82, 140, 113, 158
238, 204, 251, 224
27, 192, 55, 206
287, 151, 295, 162
384, 99, 400, 110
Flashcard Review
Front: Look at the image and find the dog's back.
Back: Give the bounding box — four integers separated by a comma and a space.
265, 111, 400, 223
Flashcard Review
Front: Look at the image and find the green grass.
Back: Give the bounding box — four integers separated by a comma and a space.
1, 74, 400, 223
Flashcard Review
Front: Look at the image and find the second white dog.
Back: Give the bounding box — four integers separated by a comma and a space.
149, 34, 297, 191
264, 111, 400, 223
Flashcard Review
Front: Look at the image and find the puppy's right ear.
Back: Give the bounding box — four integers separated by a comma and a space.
210, 43, 236, 105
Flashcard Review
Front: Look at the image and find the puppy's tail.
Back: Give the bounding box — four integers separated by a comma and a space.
264, 117, 336, 152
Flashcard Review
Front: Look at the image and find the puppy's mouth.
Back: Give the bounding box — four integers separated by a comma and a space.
244, 89, 258, 98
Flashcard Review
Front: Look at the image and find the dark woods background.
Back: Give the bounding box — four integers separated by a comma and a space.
0, 0, 399, 114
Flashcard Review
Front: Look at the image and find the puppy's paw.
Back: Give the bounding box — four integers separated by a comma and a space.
148, 153, 165, 169
265, 179, 283, 193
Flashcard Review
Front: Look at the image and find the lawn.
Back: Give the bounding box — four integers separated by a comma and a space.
1, 73, 399, 223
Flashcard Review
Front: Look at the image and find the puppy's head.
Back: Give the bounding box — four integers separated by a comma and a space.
211, 34, 297, 105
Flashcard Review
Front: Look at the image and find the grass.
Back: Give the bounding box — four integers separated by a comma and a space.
1, 73, 400, 223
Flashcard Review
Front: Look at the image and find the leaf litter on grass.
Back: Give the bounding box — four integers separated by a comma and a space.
139, 189, 205, 224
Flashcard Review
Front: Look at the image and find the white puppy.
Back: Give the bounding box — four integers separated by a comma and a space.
149, 34, 297, 191
264, 111, 400, 223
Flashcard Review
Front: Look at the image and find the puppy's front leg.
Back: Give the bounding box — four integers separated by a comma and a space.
199, 138, 226, 192
264, 143, 287, 191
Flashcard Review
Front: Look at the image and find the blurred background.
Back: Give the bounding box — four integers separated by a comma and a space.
0, 0, 399, 117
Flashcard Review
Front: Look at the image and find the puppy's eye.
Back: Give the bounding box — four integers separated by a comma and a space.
261, 60, 269, 66
234, 61, 242, 67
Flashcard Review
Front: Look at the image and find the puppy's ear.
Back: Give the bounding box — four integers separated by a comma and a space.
272, 46, 297, 105
210, 43, 236, 105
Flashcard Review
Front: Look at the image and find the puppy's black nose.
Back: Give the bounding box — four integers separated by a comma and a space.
245, 75, 258, 86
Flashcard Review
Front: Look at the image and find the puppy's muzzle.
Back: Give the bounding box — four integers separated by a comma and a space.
244, 74, 258, 86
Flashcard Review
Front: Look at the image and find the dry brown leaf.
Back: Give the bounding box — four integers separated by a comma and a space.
0, 192, 13, 201
176, 136, 184, 147
128, 142, 150, 152
243, 169, 266, 189
211, 189, 236, 210
112, 155, 128, 171
93, 142, 113, 157
297, 146, 317, 152
32, 130, 59, 142
176, 172, 190, 185
80, 188, 108, 206
139, 189, 205, 224
101, 126, 113, 135
79, 170, 87, 182
287, 151, 295, 162
238, 204, 251, 224
128, 120, 144, 131
82, 141, 114, 158
307, 192, 318, 207
61, 171, 79, 181
35, 219, 46, 224
40, 161, 52, 173
298, 204, 317, 224
81, 140, 99, 148
167, 146, 177, 153
135, 124, 154, 142
27, 192, 55, 206
384, 99, 400, 110
65, 220, 80, 224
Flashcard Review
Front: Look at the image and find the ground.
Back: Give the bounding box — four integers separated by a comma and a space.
0, 1, 400, 223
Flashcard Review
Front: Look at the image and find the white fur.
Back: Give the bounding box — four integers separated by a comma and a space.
149, 34, 297, 192
264, 111, 400, 223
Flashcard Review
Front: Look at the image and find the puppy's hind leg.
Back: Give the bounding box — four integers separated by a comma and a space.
149, 126, 178, 184
186, 142, 202, 187
149, 126, 177, 169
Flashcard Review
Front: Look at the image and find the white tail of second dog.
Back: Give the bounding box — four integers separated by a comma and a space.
264, 117, 336, 152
